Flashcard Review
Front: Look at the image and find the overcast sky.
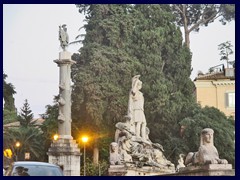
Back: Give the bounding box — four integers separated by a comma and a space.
3, 4, 235, 118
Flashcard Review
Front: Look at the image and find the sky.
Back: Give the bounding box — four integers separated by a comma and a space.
3, 4, 235, 118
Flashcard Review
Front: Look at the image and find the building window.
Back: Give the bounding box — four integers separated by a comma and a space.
225, 92, 235, 108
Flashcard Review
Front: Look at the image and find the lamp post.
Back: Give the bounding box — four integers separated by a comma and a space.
82, 136, 88, 176
53, 134, 59, 141
15, 141, 21, 161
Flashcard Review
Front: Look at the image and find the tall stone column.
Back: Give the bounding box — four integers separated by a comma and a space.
54, 51, 75, 139
48, 51, 81, 176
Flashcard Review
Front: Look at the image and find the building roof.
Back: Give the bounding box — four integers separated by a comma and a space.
194, 68, 235, 81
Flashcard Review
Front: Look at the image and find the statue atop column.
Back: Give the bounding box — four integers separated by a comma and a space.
58, 24, 69, 51
55, 24, 75, 138
48, 24, 80, 176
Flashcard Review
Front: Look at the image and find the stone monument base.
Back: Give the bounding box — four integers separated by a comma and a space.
108, 164, 175, 176
173, 164, 235, 176
48, 138, 81, 176
108, 165, 127, 176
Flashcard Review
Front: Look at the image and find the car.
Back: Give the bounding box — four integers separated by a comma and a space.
4, 161, 64, 176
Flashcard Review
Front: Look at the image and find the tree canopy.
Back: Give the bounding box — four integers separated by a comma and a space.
17, 99, 35, 127
218, 41, 234, 68
3, 100, 45, 162
171, 4, 235, 48
71, 4, 196, 164
3, 72, 17, 124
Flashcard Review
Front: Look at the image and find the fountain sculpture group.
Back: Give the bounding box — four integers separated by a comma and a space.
108, 75, 175, 176
108, 76, 234, 176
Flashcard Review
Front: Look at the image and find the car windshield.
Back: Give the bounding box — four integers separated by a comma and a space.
12, 165, 63, 176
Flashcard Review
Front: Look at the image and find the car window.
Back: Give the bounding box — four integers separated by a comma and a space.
11, 165, 63, 176
12, 166, 30, 176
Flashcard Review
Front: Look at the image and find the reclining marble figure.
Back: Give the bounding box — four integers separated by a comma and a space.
185, 128, 228, 166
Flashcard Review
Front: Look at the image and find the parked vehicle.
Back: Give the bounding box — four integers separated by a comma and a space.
5, 161, 64, 176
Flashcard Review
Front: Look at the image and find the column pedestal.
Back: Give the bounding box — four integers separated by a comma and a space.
48, 139, 81, 176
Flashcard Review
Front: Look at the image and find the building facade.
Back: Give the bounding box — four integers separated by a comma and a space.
194, 68, 235, 119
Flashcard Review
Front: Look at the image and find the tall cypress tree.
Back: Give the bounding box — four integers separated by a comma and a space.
72, 4, 136, 163
126, 5, 196, 163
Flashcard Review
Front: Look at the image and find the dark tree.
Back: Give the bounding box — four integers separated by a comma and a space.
218, 41, 234, 68
3, 127, 45, 161
18, 99, 34, 127
172, 4, 235, 48
3, 72, 17, 124
40, 96, 59, 161
72, 4, 136, 164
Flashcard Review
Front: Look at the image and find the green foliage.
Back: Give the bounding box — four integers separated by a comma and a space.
179, 106, 235, 166
127, 5, 195, 165
3, 127, 45, 161
220, 4, 235, 23
3, 109, 17, 124
218, 41, 234, 67
81, 158, 109, 176
171, 4, 235, 47
4, 99, 46, 162
3, 72, 17, 123
40, 96, 59, 161
72, 5, 136, 158
172, 4, 235, 30
17, 99, 34, 127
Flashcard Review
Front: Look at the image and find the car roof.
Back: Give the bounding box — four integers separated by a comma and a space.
13, 161, 59, 167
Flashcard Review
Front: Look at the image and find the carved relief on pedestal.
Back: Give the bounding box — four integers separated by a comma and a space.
58, 112, 65, 123
59, 83, 65, 91
58, 97, 66, 106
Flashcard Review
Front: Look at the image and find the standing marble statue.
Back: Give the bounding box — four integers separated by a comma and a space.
108, 75, 176, 174
59, 24, 69, 51
128, 75, 147, 141
185, 128, 228, 166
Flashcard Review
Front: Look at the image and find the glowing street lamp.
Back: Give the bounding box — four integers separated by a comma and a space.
16, 142, 20, 148
53, 134, 59, 141
15, 141, 21, 161
82, 136, 88, 176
